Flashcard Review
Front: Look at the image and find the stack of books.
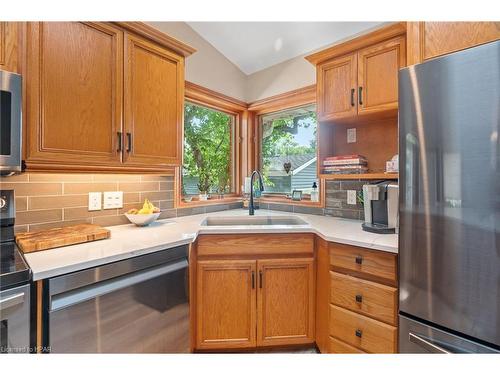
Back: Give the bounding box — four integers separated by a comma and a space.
322, 154, 368, 175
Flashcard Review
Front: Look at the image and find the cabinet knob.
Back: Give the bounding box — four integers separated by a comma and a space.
355, 294, 363, 303
355, 329, 363, 338
355, 256, 363, 265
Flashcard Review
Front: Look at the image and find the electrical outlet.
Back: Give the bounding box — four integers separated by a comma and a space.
103, 191, 123, 209
347, 128, 356, 143
88, 192, 102, 211
347, 190, 357, 205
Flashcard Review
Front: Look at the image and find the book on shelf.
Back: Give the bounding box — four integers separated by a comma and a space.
324, 154, 366, 160
323, 159, 367, 166
323, 154, 367, 166
322, 165, 369, 174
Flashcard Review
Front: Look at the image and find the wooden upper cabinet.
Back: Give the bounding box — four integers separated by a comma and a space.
317, 53, 357, 121
196, 260, 256, 350
357, 36, 405, 115
423, 22, 500, 60
257, 258, 315, 346
25, 22, 123, 168
0, 22, 19, 73
124, 33, 184, 167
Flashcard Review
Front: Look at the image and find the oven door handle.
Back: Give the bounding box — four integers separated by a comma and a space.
409, 332, 451, 353
50, 258, 188, 312
0, 292, 25, 311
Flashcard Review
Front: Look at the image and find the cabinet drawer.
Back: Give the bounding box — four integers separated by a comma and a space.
329, 243, 397, 284
330, 272, 397, 325
329, 336, 365, 353
329, 305, 397, 353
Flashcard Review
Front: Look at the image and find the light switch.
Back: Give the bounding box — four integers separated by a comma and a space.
103, 191, 123, 209
347, 128, 356, 143
88, 192, 102, 211
347, 190, 357, 205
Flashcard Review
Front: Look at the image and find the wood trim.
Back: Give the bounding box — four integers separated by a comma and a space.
197, 233, 314, 258
112, 22, 196, 57
406, 22, 424, 65
248, 85, 316, 114
185, 81, 247, 112
23, 160, 175, 174
179, 84, 247, 207
315, 237, 330, 353
305, 22, 407, 66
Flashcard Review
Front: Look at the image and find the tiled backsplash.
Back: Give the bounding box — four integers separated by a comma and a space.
324, 180, 365, 220
1, 172, 371, 233
0, 173, 241, 234
259, 180, 368, 220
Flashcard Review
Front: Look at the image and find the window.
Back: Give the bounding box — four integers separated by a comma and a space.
260, 105, 318, 195
182, 101, 236, 197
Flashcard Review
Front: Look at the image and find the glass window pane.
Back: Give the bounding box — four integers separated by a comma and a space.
260, 105, 317, 195
183, 102, 235, 196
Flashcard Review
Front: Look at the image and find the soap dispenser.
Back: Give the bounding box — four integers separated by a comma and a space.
310, 182, 319, 202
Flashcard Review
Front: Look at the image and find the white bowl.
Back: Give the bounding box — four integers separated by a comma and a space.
125, 212, 161, 226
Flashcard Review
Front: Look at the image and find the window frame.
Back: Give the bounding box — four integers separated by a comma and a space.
248, 85, 324, 207
176, 82, 246, 208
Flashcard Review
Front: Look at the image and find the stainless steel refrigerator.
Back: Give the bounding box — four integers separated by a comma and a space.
398, 40, 500, 353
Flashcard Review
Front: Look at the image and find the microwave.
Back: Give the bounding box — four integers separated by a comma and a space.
0, 70, 22, 175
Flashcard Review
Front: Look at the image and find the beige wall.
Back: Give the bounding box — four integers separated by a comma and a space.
245, 54, 316, 103
148, 22, 247, 102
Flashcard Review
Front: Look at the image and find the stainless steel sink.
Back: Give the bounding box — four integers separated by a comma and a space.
201, 216, 308, 226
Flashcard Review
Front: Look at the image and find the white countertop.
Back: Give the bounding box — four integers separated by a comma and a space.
24, 209, 398, 281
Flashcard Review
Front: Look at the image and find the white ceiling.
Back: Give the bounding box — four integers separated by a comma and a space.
187, 22, 384, 75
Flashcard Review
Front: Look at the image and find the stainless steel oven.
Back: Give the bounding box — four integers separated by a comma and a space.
0, 70, 22, 175
44, 245, 190, 353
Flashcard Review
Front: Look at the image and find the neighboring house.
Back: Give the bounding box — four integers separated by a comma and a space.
264, 153, 317, 193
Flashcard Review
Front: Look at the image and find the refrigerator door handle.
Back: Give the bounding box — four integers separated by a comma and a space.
409, 332, 451, 354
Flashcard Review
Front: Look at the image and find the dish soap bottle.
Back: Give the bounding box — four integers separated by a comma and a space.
310, 182, 319, 202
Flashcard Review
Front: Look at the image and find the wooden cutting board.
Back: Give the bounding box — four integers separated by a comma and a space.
16, 223, 111, 253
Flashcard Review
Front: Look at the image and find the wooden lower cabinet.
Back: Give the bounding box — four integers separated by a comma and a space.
196, 260, 257, 350
194, 244, 315, 351
257, 258, 315, 346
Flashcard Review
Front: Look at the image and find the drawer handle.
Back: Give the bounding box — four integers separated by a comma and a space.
355, 294, 363, 303
355, 256, 363, 265
355, 329, 363, 338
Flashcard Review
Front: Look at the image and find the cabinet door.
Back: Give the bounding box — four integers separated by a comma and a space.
257, 258, 315, 346
196, 260, 257, 350
25, 22, 123, 168
357, 36, 406, 115
423, 22, 500, 60
0, 22, 19, 73
124, 33, 184, 167
317, 53, 357, 121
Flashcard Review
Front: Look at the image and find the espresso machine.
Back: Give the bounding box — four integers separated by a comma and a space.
362, 181, 398, 234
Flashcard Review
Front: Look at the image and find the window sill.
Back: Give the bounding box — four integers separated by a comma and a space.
178, 195, 242, 208
257, 195, 323, 208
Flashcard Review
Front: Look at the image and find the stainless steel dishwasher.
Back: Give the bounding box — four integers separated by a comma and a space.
44, 245, 189, 353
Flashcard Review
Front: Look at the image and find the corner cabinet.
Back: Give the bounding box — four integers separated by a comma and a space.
22, 22, 194, 173
193, 234, 316, 351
